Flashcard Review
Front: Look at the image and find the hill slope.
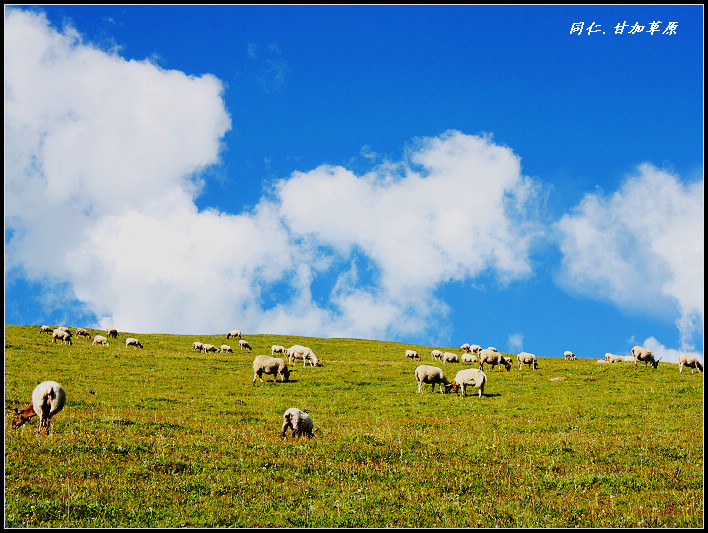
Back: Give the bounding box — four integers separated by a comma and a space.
4, 325, 703, 527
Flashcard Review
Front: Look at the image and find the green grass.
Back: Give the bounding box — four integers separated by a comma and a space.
4, 324, 703, 527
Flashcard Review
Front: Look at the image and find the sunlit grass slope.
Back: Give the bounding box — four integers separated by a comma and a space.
4, 324, 703, 527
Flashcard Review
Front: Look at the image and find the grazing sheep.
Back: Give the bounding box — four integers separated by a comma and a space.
452, 368, 487, 398
220, 344, 233, 353
442, 352, 459, 364
604, 353, 625, 364
125, 337, 143, 349
679, 355, 703, 374
564, 351, 576, 360
431, 349, 444, 361
226, 330, 242, 339
287, 345, 320, 367
106, 328, 118, 339
239, 339, 253, 351
517, 352, 538, 370
479, 348, 511, 372
487, 347, 497, 352
252, 355, 291, 383
414, 365, 453, 394
405, 349, 421, 360
271, 345, 287, 356
281, 407, 314, 439
460, 343, 472, 353
192, 341, 204, 352
11, 381, 66, 434
461, 352, 479, 364
201, 343, 219, 354
75, 327, 91, 339
632, 345, 661, 369
92, 335, 110, 346
39, 325, 54, 334
470, 344, 482, 354
56, 326, 70, 332
51, 329, 72, 345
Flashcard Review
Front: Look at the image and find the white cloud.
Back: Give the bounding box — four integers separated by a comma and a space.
556, 163, 704, 351
641, 336, 703, 366
507, 332, 524, 353
4, 9, 543, 343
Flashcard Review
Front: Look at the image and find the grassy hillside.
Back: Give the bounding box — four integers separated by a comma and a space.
4, 324, 703, 527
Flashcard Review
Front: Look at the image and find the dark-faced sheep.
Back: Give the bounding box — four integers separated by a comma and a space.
125, 337, 143, 349
679, 355, 703, 374
75, 327, 91, 339
479, 348, 511, 372
632, 345, 661, 369
405, 349, 420, 361
51, 329, 72, 345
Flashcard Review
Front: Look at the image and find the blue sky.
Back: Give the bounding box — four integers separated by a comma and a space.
5, 5, 703, 363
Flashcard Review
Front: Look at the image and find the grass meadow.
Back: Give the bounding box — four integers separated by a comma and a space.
4, 324, 704, 527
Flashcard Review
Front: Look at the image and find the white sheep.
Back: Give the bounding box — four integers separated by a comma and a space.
431, 349, 444, 361
405, 349, 421, 360
281, 407, 314, 439
239, 339, 253, 351
442, 352, 459, 364
51, 329, 72, 345
679, 355, 703, 374
461, 352, 479, 364
201, 343, 219, 354
271, 345, 287, 356
517, 352, 538, 370
252, 355, 291, 383
479, 348, 511, 372
460, 343, 472, 353
226, 330, 242, 339
220, 344, 234, 353
451, 368, 487, 398
11, 381, 66, 434
469, 344, 482, 354
287, 345, 320, 367
414, 365, 453, 394
75, 327, 91, 339
632, 345, 661, 369
39, 325, 54, 334
487, 346, 497, 352
92, 335, 110, 346
125, 337, 143, 349
604, 352, 625, 364
564, 351, 576, 360
192, 341, 204, 352
106, 328, 118, 338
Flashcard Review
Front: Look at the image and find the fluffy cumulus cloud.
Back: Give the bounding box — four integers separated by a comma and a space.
4, 10, 542, 342
556, 163, 704, 357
